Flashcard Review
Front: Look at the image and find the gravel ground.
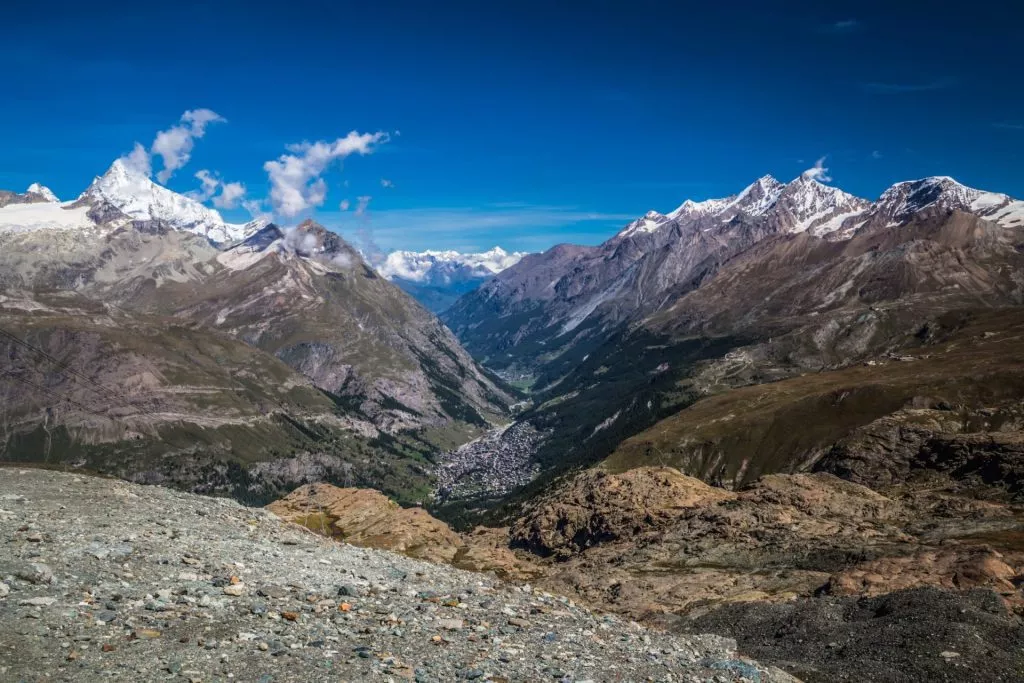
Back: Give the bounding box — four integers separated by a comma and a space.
682, 588, 1024, 683
0, 469, 794, 682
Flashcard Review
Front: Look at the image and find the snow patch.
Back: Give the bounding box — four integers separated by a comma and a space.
216, 243, 276, 271
0, 202, 93, 233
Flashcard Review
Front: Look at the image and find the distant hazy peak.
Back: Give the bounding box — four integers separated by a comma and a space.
376, 247, 527, 284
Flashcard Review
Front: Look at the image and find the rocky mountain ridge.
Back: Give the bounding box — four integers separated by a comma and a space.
444, 173, 1024, 383
436, 173, 1024, 525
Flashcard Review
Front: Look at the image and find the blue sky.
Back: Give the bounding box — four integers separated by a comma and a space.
3, 0, 1023, 253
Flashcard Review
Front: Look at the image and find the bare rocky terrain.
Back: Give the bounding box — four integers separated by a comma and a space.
267, 463, 1024, 682
0, 469, 796, 682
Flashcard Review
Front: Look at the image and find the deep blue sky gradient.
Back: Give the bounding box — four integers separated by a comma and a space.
3, 0, 1023, 252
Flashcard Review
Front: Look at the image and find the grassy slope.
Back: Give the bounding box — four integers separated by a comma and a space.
604, 308, 1024, 485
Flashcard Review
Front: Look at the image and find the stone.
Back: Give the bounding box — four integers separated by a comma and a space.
0, 468, 792, 683
436, 618, 463, 631
337, 584, 361, 597
19, 597, 57, 606
223, 583, 246, 596
16, 563, 53, 585
258, 585, 289, 599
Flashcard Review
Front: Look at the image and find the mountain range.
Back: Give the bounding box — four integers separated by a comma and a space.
0, 159, 512, 503
438, 171, 1024, 516
5, 157, 1024, 680
375, 247, 526, 313
445, 172, 1024, 382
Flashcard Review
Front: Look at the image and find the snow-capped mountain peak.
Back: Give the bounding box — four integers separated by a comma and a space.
81, 159, 255, 244
875, 175, 1024, 228
729, 175, 786, 216
775, 174, 872, 236
26, 183, 59, 202
668, 197, 734, 219
374, 246, 529, 312
616, 210, 672, 238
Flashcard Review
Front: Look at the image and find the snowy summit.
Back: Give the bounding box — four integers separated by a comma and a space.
81, 159, 257, 244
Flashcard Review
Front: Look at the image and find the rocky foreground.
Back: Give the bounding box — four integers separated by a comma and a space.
0, 469, 794, 682
272, 467, 1024, 682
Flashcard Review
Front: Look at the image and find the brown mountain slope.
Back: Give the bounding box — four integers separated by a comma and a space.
0, 290, 419, 502
126, 221, 512, 432
605, 308, 1024, 486
445, 211, 1024, 516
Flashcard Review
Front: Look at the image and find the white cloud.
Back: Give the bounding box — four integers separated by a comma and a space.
825, 19, 861, 33
871, 150, 883, 159
189, 169, 247, 209
152, 109, 226, 183
280, 225, 354, 269
191, 169, 220, 201
380, 178, 394, 188
242, 198, 272, 223
355, 195, 372, 216
263, 131, 389, 217
214, 181, 246, 209
339, 199, 351, 211
800, 156, 832, 183
181, 108, 224, 136
120, 142, 152, 177
282, 226, 320, 254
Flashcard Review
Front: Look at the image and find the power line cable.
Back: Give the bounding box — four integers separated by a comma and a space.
0, 326, 159, 418
0, 370, 113, 421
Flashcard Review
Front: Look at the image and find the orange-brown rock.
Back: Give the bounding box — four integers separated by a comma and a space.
268, 483, 464, 564
826, 545, 1022, 602
269, 469, 1024, 627
450, 526, 544, 582
267, 483, 541, 579
509, 467, 735, 557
